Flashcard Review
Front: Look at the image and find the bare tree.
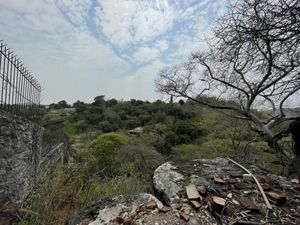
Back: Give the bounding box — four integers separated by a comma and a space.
156, 0, 300, 157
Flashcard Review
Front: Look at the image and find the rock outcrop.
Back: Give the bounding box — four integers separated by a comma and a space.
67, 158, 300, 225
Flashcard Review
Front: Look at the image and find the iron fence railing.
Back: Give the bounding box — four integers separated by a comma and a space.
0, 41, 41, 121
42, 120, 69, 156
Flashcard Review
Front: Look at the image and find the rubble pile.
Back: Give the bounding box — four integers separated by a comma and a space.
68, 158, 300, 225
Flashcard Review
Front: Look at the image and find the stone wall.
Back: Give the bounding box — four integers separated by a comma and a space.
0, 112, 64, 204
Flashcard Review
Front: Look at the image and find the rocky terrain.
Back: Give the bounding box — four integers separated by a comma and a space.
67, 158, 300, 225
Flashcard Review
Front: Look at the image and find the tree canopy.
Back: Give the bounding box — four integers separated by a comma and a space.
156, 0, 300, 156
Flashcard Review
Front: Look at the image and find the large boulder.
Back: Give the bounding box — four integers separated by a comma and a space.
153, 162, 184, 205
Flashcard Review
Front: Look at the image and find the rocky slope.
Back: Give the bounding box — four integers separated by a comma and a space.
67, 158, 300, 225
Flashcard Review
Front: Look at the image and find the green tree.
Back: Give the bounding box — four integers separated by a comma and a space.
49, 100, 70, 109
73, 100, 86, 113
93, 95, 106, 106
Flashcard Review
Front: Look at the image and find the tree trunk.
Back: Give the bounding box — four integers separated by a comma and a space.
248, 114, 290, 174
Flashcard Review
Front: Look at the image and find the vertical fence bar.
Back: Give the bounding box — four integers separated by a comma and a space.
23, 71, 27, 117
11, 56, 16, 113
0, 42, 41, 121
23, 68, 28, 116
0, 42, 3, 108
16, 63, 22, 114
8, 53, 13, 113
4, 50, 11, 111
1, 46, 7, 108
21, 66, 26, 115
24, 70, 28, 116
26, 72, 30, 118
13, 58, 19, 114
28, 74, 33, 120
19, 65, 24, 114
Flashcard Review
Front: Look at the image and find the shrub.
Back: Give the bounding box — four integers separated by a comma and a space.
118, 144, 165, 178
200, 138, 234, 157
171, 144, 202, 161
16, 166, 149, 225
82, 132, 128, 176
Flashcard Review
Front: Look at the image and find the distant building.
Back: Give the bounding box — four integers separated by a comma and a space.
128, 127, 143, 136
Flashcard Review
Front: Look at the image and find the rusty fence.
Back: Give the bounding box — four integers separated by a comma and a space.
0, 41, 41, 121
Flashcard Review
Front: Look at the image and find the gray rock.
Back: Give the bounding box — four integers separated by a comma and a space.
153, 162, 184, 205
190, 175, 210, 187
89, 203, 125, 225
186, 184, 201, 200
67, 193, 164, 225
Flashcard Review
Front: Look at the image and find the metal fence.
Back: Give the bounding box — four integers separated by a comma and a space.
0, 41, 41, 121
42, 120, 69, 157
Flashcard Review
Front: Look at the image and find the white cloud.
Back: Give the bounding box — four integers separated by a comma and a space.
162, 0, 229, 63
110, 60, 166, 100
0, 0, 133, 104
0, 0, 230, 103
132, 47, 160, 64
131, 39, 169, 64
95, 0, 178, 46
23, 31, 132, 103
94, 0, 228, 64
55, 0, 92, 26
155, 40, 169, 52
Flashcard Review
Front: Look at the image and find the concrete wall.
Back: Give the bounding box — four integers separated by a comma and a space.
0, 112, 64, 204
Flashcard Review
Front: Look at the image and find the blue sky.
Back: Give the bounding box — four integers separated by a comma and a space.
0, 0, 228, 104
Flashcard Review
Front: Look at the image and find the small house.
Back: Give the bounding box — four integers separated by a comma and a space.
128, 127, 143, 136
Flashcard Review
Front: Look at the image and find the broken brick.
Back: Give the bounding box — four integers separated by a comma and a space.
212, 196, 226, 207
158, 206, 172, 213
146, 200, 157, 209
266, 192, 287, 205
190, 200, 202, 209
239, 197, 258, 210
214, 177, 226, 184
180, 212, 189, 221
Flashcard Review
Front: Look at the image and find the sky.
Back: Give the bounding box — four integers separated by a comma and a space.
0, 0, 228, 104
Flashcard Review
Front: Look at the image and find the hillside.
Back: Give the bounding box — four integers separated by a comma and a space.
8, 97, 295, 225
